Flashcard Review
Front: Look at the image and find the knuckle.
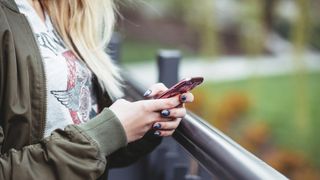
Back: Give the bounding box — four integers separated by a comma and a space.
166, 100, 175, 108
145, 119, 152, 127
149, 114, 159, 124
170, 109, 177, 117
154, 113, 162, 120
149, 118, 156, 125
176, 109, 186, 118
160, 122, 167, 129
140, 101, 149, 111
181, 108, 187, 116
172, 108, 186, 118
156, 112, 163, 119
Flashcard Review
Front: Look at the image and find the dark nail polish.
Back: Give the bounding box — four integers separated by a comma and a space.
180, 95, 187, 103
143, 89, 152, 97
161, 110, 170, 117
154, 131, 161, 136
153, 123, 161, 129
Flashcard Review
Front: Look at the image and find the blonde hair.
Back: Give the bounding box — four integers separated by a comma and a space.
42, 0, 123, 100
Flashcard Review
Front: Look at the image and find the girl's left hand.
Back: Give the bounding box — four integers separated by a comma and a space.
144, 83, 194, 137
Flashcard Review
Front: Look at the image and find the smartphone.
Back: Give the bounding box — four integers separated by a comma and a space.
155, 77, 204, 99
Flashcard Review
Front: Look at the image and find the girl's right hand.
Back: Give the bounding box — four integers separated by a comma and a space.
109, 96, 182, 143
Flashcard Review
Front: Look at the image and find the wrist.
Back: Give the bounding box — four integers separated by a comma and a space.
78, 108, 128, 155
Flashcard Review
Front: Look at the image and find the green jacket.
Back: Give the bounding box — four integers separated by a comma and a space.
0, 0, 161, 179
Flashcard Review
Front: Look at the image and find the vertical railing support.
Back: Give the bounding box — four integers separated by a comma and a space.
156, 50, 203, 180
156, 50, 209, 180
157, 49, 186, 180
157, 50, 181, 87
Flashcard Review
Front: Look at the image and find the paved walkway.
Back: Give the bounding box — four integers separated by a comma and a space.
124, 53, 320, 87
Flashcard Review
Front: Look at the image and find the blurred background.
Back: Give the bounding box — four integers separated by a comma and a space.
115, 0, 320, 179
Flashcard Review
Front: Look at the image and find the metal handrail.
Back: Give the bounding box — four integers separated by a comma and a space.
123, 72, 288, 180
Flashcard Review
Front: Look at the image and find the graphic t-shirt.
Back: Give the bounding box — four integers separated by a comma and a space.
15, 0, 98, 137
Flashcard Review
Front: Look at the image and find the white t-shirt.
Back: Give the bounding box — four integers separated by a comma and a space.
15, 0, 98, 137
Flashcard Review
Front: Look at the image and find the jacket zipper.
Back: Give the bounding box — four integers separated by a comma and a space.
21, 15, 48, 139
38, 41, 48, 139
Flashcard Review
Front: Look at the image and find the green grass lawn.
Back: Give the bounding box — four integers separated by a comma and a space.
197, 72, 320, 166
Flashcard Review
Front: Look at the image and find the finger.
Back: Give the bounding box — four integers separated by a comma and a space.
145, 96, 181, 111
153, 118, 182, 131
143, 83, 168, 97
154, 129, 175, 137
179, 92, 194, 103
159, 108, 186, 119
147, 112, 172, 125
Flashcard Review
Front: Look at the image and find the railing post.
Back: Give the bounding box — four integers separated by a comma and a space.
156, 50, 213, 180
156, 50, 202, 180
157, 50, 181, 87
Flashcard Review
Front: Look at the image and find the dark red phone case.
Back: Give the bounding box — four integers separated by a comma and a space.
156, 77, 204, 99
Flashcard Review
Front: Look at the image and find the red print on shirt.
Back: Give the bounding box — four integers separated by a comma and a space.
50, 50, 94, 124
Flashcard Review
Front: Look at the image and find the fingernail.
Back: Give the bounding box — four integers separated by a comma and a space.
143, 89, 152, 97
180, 94, 187, 103
161, 110, 170, 117
153, 123, 161, 129
154, 131, 161, 136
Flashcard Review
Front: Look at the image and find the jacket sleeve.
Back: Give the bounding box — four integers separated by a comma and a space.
107, 130, 162, 168
0, 108, 128, 180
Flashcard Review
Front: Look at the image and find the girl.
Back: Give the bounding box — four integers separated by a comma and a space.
0, 0, 194, 179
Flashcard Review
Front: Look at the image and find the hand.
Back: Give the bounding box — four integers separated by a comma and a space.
110, 83, 194, 143
141, 83, 194, 137
144, 83, 194, 137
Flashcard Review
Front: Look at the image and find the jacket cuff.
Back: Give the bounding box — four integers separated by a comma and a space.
78, 108, 128, 156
